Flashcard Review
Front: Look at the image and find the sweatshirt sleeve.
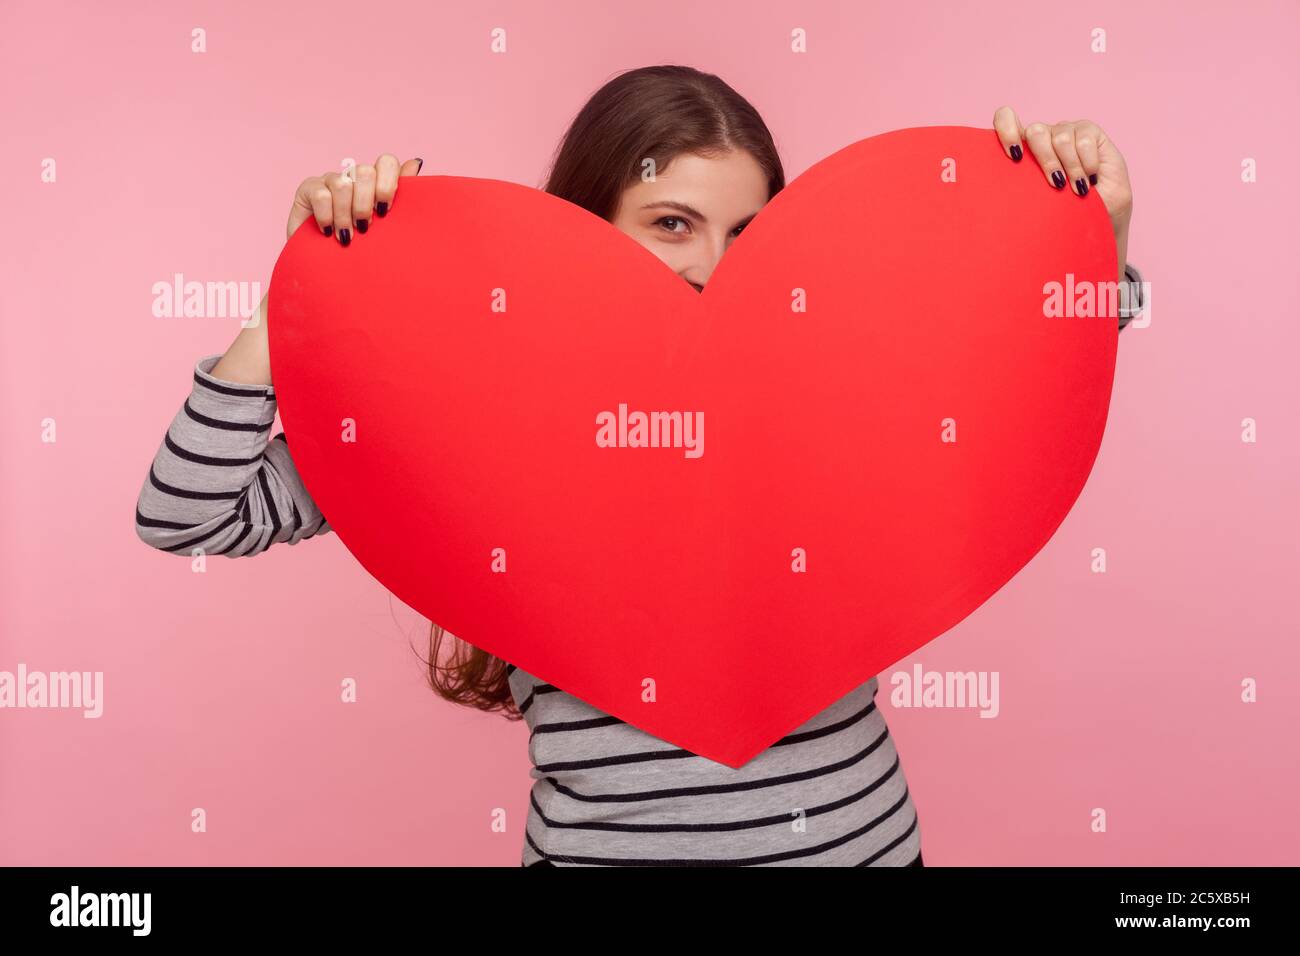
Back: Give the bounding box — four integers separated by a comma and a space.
134, 353, 332, 557
1118, 261, 1145, 332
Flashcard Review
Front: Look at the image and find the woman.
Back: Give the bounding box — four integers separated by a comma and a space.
135, 65, 1143, 866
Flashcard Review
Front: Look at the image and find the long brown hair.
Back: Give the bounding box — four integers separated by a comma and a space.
424, 64, 786, 718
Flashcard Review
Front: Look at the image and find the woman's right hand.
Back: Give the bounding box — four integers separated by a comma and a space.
286, 154, 425, 246
210, 154, 423, 386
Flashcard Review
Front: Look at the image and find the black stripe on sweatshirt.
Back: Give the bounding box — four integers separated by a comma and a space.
530, 698, 878, 773
263, 456, 302, 534
525, 788, 914, 867
136, 507, 201, 532
515, 682, 577, 715
193, 371, 270, 398
532, 751, 902, 834
153, 512, 243, 556
530, 694, 874, 745
183, 400, 273, 433
215, 520, 256, 556
148, 465, 243, 501
255, 469, 282, 538
245, 525, 273, 557
541, 723, 890, 803
856, 811, 922, 866
164, 432, 264, 467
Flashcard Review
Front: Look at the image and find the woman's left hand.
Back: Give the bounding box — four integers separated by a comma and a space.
992, 106, 1132, 280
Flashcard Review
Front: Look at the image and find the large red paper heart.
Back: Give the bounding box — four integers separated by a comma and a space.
268, 126, 1117, 767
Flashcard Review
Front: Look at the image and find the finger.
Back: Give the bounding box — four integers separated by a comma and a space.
1023, 122, 1067, 190
387, 157, 424, 215
351, 163, 377, 234
992, 105, 1024, 161
1073, 121, 1104, 188
323, 170, 355, 246
373, 154, 401, 217
1050, 122, 1090, 197
291, 176, 335, 239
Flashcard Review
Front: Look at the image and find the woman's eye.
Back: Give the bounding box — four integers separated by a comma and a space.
731, 222, 748, 237
656, 216, 688, 234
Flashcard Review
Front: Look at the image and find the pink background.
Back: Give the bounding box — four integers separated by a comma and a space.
3, 0, 1297, 866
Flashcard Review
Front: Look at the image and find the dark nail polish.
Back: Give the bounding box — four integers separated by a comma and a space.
322, 224, 333, 238
1009, 144, 1022, 162
1051, 170, 1067, 189
356, 218, 369, 234
1089, 172, 1098, 185
376, 201, 389, 217
1075, 178, 1088, 196
414, 157, 424, 174
339, 228, 351, 246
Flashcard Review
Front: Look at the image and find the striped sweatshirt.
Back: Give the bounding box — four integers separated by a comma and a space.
135, 272, 1141, 866
133, 353, 924, 866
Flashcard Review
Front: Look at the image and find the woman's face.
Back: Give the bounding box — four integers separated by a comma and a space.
609, 149, 769, 292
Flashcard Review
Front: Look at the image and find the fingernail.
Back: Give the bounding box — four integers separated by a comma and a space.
1009, 144, 1022, 162
1089, 173, 1098, 186
339, 228, 351, 246
1051, 170, 1067, 189
1075, 178, 1089, 196
356, 218, 369, 234
414, 157, 424, 174
322, 224, 333, 238
376, 201, 389, 217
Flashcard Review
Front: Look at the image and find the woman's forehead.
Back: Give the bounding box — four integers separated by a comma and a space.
621, 150, 769, 220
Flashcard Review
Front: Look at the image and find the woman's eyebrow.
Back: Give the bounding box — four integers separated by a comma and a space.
641, 200, 707, 222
